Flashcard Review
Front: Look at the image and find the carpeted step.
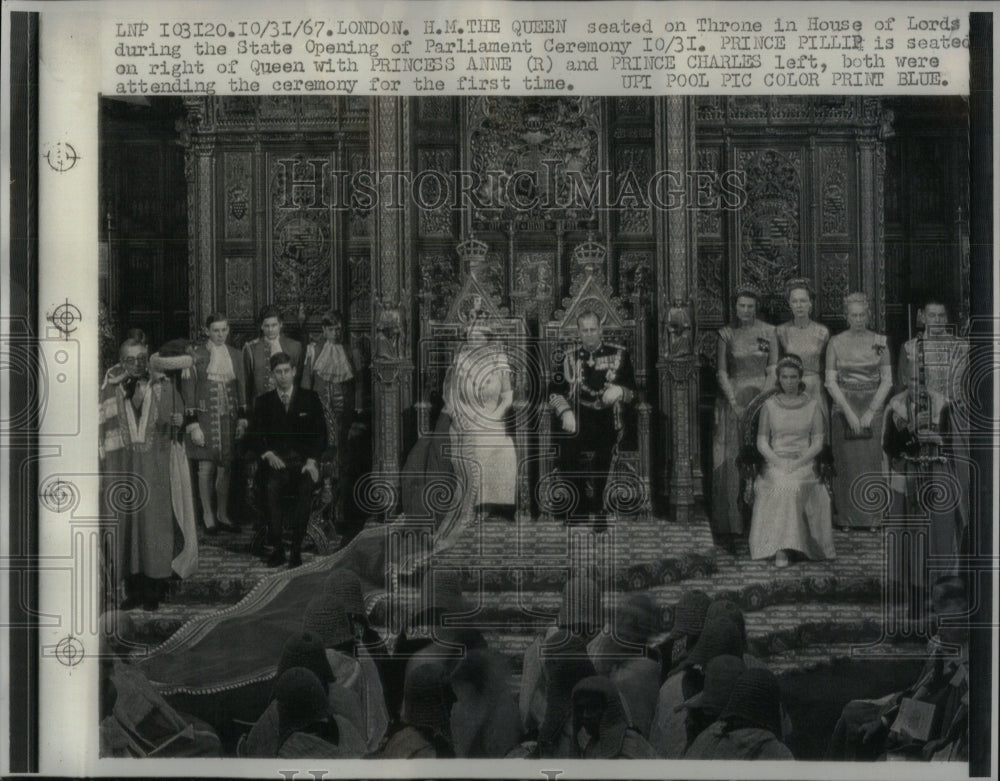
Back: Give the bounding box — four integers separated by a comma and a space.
646, 574, 884, 618
744, 602, 928, 658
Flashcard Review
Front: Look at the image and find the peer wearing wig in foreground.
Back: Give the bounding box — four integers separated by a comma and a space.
99, 337, 189, 611
825, 292, 894, 529
749, 354, 835, 568
711, 286, 777, 552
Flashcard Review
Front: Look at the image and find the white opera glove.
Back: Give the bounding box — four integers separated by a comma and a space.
189, 423, 206, 447
601, 384, 624, 405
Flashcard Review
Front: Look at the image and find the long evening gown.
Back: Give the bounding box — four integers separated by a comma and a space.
827, 330, 891, 528
749, 395, 835, 561
711, 321, 776, 535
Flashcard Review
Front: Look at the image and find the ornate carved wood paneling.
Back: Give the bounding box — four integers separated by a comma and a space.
697, 249, 725, 321
819, 146, 849, 237
417, 97, 454, 122
223, 152, 252, 241
819, 252, 851, 316
512, 250, 556, 320
735, 147, 803, 312
695, 96, 724, 123
416, 149, 455, 237
614, 147, 653, 237
728, 96, 768, 123
418, 252, 460, 323
180, 95, 370, 349
267, 154, 334, 321
618, 249, 653, 319
613, 97, 652, 122
881, 98, 968, 342
224, 256, 254, 320
696, 147, 722, 238
348, 151, 373, 239
466, 96, 602, 230
348, 254, 372, 325
912, 138, 945, 225
884, 140, 901, 225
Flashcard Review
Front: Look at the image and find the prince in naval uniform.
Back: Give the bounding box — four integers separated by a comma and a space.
548, 310, 636, 522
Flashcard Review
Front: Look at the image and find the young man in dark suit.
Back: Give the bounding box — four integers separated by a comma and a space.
247, 352, 328, 568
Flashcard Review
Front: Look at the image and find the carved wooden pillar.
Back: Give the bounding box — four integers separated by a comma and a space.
370, 97, 413, 502
655, 97, 699, 522
182, 98, 215, 337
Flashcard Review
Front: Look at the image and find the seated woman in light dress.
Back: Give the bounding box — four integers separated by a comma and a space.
749, 355, 835, 567
442, 321, 517, 528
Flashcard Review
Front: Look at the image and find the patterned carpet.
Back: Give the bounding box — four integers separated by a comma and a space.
123, 508, 936, 758
132, 509, 931, 674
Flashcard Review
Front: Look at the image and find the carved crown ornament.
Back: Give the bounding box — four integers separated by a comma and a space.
553, 234, 628, 328
446, 235, 509, 325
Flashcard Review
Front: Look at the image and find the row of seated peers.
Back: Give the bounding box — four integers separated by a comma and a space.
99, 570, 969, 761
711, 282, 969, 589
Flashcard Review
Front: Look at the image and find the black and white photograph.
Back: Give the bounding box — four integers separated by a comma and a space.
1, 2, 995, 778
93, 92, 985, 766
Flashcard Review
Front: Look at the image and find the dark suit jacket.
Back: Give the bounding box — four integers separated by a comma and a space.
248, 387, 327, 463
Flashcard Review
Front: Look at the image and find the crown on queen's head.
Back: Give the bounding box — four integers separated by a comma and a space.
572, 233, 607, 278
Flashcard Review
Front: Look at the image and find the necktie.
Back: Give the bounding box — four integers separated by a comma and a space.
280, 391, 291, 411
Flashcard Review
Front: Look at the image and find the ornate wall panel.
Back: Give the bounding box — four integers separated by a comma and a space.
223, 152, 252, 240
696, 147, 722, 239
267, 154, 334, 321
818, 252, 851, 316
418, 252, 460, 323
466, 96, 602, 230
735, 146, 803, 309
512, 250, 556, 320
224, 257, 254, 320
416, 149, 455, 237
696, 249, 725, 321
614, 147, 653, 237
819, 146, 849, 237
181, 95, 370, 348
618, 249, 653, 319
417, 96, 454, 122
348, 254, 372, 325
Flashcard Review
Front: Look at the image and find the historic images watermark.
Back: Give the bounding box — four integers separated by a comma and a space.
272, 159, 748, 214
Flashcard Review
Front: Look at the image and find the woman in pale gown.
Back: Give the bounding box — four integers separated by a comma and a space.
440, 323, 517, 534
712, 287, 777, 552
749, 355, 835, 567
825, 293, 894, 529
776, 278, 829, 415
